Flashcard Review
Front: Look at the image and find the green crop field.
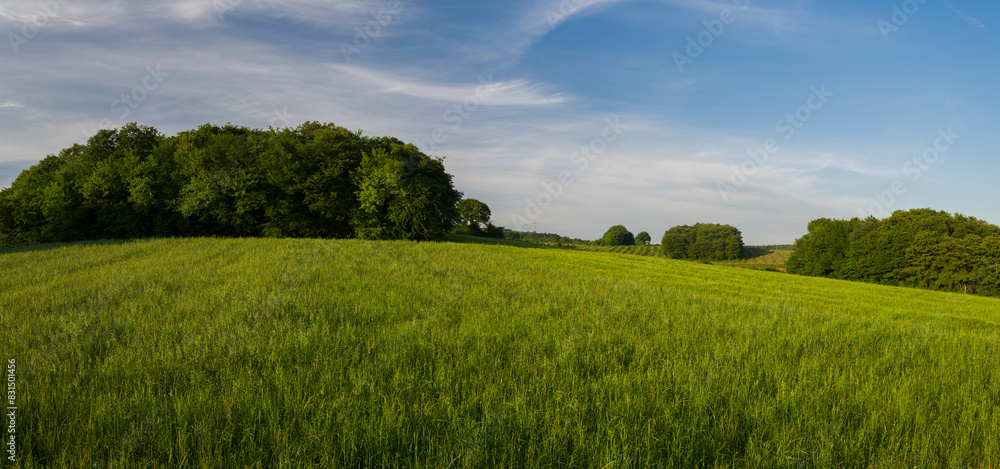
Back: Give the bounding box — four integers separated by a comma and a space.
2, 236, 999, 467
568, 244, 792, 271
571, 244, 667, 257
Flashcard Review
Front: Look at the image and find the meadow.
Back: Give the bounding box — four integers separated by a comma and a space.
570, 244, 793, 271
2, 236, 999, 467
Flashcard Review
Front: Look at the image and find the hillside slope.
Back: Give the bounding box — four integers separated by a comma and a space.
2, 238, 998, 467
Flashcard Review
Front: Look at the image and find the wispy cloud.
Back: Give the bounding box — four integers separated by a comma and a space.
464, 0, 629, 63
945, 2, 985, 29
330, 64, 568, 105
0, 1, 128, 29
2, 0, 997, 242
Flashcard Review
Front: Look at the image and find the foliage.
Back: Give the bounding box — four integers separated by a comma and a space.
602, 224, 634, 246
4, 237, 1000, 467
635, 231, 651, 245
504, 229, 590, 245
454, 198, 504, 239
787, 209, 1000, 297
661, 223, 743, 260
784, 218, 853, 278
352, 140, 461, 241
0, 123, 464, 246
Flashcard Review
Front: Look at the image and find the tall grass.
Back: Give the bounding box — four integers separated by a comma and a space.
2, 237, 999, 467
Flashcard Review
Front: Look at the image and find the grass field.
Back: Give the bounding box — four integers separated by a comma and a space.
569, 244, 793, 271
2, 236, 999, 467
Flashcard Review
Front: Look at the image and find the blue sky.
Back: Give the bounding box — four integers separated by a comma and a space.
1, 0, 997, 243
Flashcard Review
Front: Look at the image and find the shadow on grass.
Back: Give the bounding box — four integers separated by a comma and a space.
443, 234, 577, 250
0, 238, 148, 255
740, 245, 794, 261
1, 233, 576, 256
741, 246, 773, 261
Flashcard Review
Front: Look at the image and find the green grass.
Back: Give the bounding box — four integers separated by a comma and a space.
568, 244, 792, 271
2, 237, 999, 467
569, 244, 666, 257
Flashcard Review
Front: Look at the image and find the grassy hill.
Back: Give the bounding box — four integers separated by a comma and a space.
2, 237, 999, 467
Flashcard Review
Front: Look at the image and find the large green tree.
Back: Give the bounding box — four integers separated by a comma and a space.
455, 198, 504, 238
786, 218, 855, 278
353, 140, 462, 241
603, 225, 635, 246
635, 231, 651, 245
661, 223, 742, 261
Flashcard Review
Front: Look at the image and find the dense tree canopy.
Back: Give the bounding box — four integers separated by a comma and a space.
603, 225, 635, 246
454, 198, 504, 238
661, 223, 743, 261
502, 230, 590, 245
635, 231, 651, 245
786, 209, 1000, 296
0, 122, 464, 247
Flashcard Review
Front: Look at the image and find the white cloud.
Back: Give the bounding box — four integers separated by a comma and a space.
0, 1, 128, 29
0, 101, 24, 108
162, 0, 379, 28
0, 0, 402, 32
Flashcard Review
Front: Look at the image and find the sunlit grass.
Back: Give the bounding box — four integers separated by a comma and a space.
2, 237, 998, 467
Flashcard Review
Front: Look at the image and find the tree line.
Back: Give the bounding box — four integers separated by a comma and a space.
594, 223, 743, 260
0, 122, 467, 247
786, 209, 1000, 296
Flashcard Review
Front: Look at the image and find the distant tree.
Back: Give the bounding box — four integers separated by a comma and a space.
661, 223, 742, 260
502, 229, 587, 244
661, 225, 694, 259
635, 231, 651, 245
483, 223, 505, 239
790, 209, 1000, 297
603, 225, 634, 246
454, 198, 504, 239
456, 199, 490, 231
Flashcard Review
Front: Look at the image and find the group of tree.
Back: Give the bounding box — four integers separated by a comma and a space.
597, 225, 651, 246
0, 122, 479, 247
661, 223, 743, 260
786, 209, 1000, 296
503, 230, 591, 245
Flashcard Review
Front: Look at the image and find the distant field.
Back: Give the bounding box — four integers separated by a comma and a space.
569, 244, 793, 271
570, 244, 667, 257
2, 236, 999, 467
